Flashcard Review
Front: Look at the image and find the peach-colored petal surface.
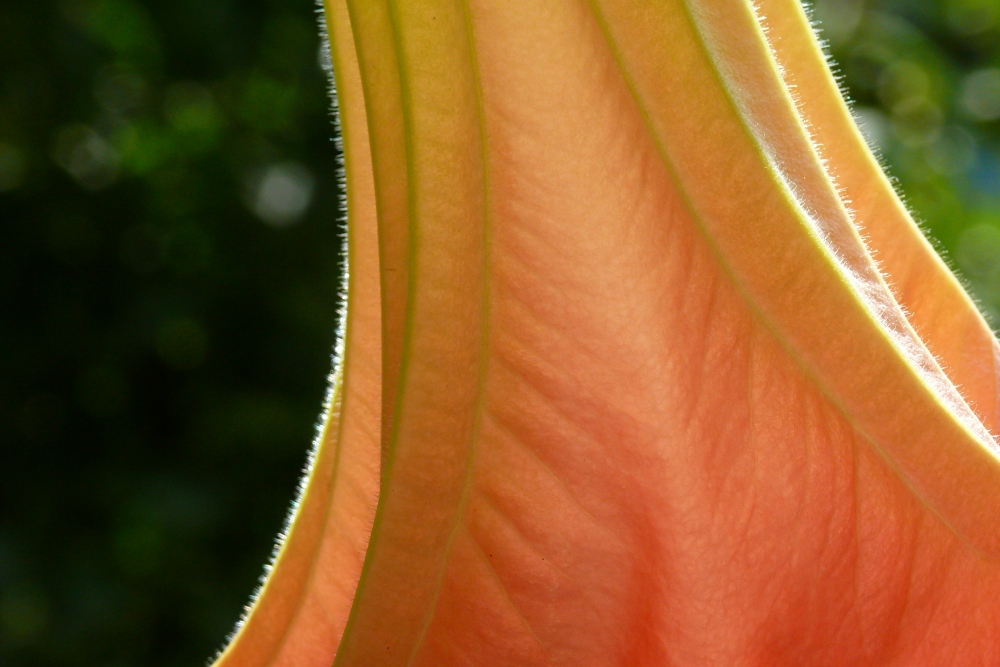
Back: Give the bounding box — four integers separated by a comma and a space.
217, 0, 1000, 664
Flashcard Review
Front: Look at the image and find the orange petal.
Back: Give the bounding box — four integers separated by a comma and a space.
216, 0, 1000, 663
330, 0, 1000, 664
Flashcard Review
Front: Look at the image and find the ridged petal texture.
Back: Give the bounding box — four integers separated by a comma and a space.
213, 0, 1000, 664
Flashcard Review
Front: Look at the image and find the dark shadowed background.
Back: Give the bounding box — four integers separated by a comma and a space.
2, 0, 1000, 664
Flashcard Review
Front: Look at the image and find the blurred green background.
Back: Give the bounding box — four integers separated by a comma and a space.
2, 0, 1000, 665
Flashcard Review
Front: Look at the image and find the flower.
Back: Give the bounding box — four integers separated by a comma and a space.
214, 0, 1000, 664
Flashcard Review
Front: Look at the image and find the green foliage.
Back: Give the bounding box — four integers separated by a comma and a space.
0, 0, 342, 665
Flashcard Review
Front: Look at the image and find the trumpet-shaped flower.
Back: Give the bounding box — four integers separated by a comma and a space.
212, 0, 1000, 664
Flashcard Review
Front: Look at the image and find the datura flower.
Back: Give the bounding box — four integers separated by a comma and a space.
213, 0, 1000, 664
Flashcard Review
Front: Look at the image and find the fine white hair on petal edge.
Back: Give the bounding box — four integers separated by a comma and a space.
209, 3, 351, 663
